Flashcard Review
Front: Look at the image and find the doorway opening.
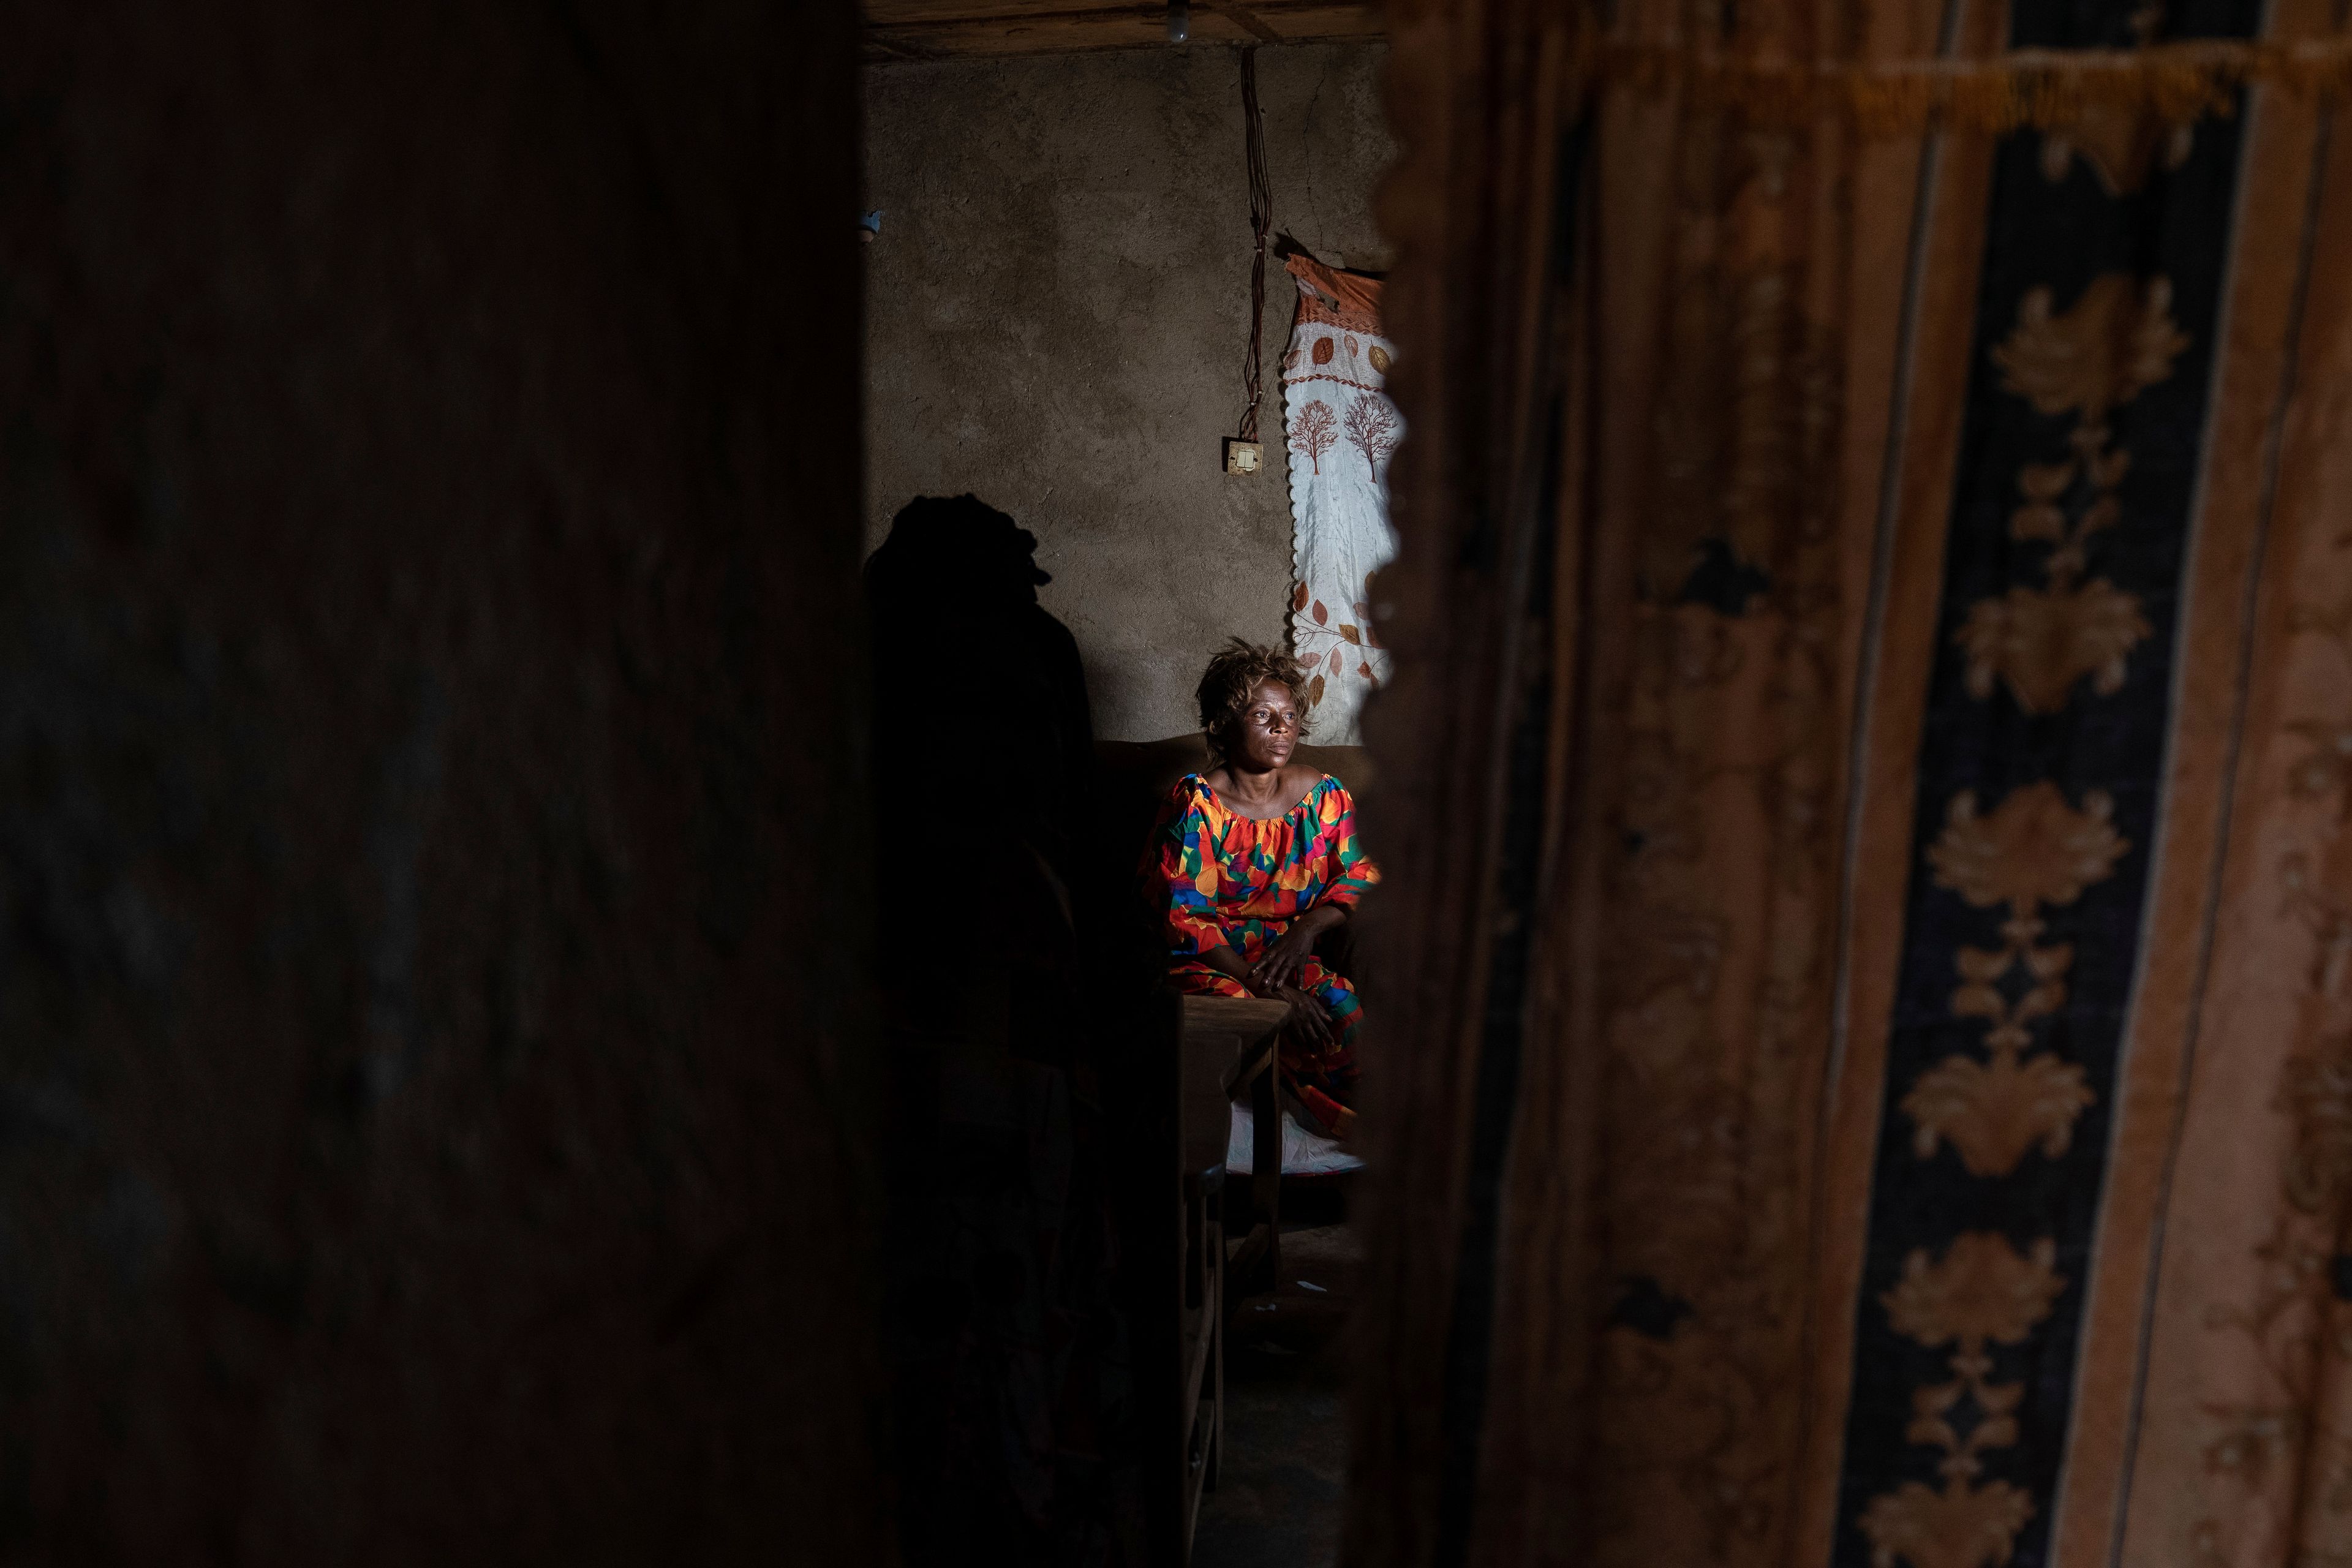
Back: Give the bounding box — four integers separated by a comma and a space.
858, 20, 1392, 1568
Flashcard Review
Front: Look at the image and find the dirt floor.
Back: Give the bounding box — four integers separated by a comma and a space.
1191, 1219, 1362, 1568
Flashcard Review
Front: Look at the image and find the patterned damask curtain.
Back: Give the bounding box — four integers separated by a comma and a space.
1350, 1, 2352, 1566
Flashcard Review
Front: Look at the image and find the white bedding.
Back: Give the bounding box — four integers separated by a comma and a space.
1225, 1102, 1364, 1177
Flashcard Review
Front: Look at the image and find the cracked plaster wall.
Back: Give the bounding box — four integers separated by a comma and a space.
863, 43, 1394, 741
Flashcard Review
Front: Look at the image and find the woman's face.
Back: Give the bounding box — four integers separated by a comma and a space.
1226, 679, 1302, 771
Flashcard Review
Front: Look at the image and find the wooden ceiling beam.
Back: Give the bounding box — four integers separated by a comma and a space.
862, 0, 1378, 61
1213, 2, 1287, 43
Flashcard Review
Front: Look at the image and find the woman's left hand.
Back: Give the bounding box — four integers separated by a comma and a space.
1250, 909, 1336, 990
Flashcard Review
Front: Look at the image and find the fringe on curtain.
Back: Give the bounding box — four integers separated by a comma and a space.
1576, 33, 2352, 130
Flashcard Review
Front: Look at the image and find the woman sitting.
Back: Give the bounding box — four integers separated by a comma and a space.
1140, 640, 1379, 1137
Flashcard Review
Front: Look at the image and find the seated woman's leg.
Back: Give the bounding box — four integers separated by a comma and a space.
1282, 953, 1361, 1134
1167, 957, 1254, 998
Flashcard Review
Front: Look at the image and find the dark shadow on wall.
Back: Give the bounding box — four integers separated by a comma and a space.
866, 495, 1096, 886
866, 494, 1153, 1567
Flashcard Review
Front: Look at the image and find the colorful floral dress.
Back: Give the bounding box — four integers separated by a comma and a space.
1140, 772, 1379, 1133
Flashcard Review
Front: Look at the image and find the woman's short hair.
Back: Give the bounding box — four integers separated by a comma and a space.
1197, 639, 1313, 757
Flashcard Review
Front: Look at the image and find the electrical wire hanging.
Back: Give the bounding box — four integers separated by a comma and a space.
1236, 47, 1273, 447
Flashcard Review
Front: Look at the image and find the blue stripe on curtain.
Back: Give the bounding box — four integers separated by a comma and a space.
1832, 1, 2267, 1564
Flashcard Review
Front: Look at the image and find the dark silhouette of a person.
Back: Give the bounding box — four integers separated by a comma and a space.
865, 496, 1139, 1568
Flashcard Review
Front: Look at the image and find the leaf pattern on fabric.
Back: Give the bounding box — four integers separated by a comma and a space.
1283, 254, 1399, 744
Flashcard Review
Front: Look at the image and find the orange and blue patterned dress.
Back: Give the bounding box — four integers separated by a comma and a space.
1140, 772, 1379, 1132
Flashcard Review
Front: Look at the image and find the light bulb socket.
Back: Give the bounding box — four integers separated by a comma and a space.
1166, 0, 1189, 41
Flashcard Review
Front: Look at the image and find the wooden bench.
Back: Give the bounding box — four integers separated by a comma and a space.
1173, 993, 1290, 1562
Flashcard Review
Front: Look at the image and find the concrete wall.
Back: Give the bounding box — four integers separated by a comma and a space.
863, 43, 1394, 741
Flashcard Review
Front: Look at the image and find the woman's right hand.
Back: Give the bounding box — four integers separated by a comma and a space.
1273, 983, 1336, 1052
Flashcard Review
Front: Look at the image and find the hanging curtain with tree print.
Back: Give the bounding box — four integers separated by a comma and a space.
1281, 253, 1399, 745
